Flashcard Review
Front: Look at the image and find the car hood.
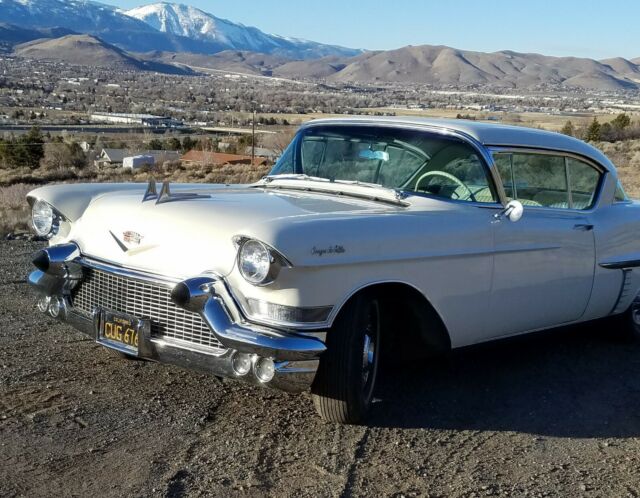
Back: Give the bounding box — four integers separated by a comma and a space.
70, 185, 399, 278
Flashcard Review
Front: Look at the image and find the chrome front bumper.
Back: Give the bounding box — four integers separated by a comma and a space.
27, 243, 326, 393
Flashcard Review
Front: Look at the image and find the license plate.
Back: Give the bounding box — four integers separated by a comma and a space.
98, 310, 141, 354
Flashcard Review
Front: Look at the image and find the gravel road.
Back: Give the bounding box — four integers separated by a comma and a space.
2, 239, 640, 497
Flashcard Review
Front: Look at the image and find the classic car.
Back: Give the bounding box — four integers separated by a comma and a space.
27, 117, 640, 424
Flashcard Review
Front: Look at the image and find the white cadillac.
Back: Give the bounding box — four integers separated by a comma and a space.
27, 117, 640, 424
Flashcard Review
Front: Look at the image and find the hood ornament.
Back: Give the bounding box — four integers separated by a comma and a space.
142, 178, 211, 204
142, 178, 158, 202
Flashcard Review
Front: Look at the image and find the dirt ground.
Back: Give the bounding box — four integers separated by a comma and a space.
2, 240, 640, 497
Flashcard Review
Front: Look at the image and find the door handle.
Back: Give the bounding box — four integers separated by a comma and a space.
573, 224, 594, 231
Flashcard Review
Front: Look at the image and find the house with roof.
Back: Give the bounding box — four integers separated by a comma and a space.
94, 149, 181, 168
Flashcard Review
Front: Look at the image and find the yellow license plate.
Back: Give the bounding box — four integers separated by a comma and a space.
99, 311, 140, 353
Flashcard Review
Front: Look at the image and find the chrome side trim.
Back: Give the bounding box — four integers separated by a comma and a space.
611, 269, 634, 315
600, 260, 640, 270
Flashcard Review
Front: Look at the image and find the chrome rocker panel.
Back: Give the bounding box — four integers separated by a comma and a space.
28, 243, 325, 393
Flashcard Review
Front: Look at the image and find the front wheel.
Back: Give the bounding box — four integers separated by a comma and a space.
612, 296, 640, 342
311, 293, 381, 424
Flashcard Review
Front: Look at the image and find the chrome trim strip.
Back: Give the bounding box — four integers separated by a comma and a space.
150, 335, 228, 357
77, 257, 180, 287
600, 260, 640, 270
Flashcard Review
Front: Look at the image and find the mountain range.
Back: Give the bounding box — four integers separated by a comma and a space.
0, 0, 360, 59
140, 46, 640, 91
0, 0, 639, 91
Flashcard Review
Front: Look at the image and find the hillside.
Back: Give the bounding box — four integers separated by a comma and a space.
0, 23, 77, 52
14, 34, 193, 75
142, 50, 290, 75
317, 46, 640, 90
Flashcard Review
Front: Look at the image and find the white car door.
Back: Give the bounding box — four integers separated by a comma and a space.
488, 151, 601, 337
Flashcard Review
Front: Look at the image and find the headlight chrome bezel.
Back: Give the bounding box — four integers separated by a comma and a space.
234, 236, 290, 286
31, 199, 61, 238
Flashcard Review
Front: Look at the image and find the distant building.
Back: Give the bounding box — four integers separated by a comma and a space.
180, 150, 267, 168
95, 148, 180, 168
123, 155, 156, 169
89, 112, 183, 128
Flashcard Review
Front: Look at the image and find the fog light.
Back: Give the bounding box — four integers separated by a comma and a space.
254, 357, 275, 383
231, 352, 252, 376
48, 297, 61, 318
37, 295, 50, 313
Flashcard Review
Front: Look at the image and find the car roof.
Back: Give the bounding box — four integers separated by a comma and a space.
302, 116, 616, 173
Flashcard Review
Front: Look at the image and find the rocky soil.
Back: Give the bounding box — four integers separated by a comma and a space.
2, 240, 640, 497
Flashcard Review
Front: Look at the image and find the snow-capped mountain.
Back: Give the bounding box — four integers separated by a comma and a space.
0, 0, 155, 37
124, 2, 360, 59
0, 0, 359, 59
0, 0, 194, 52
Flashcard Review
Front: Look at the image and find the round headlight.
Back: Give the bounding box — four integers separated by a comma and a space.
32, 199, 55, 237
238, 239, 272, 285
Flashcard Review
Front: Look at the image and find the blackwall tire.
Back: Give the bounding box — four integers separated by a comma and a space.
612, 296, 640, 342
311, 293, 381, 424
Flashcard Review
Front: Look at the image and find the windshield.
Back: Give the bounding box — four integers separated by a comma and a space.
270, 125, 497, 203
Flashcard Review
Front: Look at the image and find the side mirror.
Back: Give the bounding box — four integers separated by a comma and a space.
495, 200, 523, 223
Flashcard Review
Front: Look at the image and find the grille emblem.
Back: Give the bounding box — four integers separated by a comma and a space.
123, 231, 143, 245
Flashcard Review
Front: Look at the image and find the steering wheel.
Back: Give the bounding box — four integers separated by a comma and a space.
414, 170, 476, 202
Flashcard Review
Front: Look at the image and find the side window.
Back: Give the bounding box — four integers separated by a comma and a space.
614, 181, 629, 203
566, 157, 601, 210
511, 153, 568, 208
493, 152, 602, 210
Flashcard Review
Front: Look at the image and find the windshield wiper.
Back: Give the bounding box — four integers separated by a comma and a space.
258, 174, 410, 202
262, 174, 329, 183
328, 179, 409, 200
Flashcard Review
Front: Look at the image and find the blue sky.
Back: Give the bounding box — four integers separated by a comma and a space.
103, 0, 639, 59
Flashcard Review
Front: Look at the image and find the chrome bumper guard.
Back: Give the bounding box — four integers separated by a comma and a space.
27, 243, 326, 393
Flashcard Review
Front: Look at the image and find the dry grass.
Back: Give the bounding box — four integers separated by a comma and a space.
597, 139, 640, 197
0, 163, 272, 236
0, 183, 34, 236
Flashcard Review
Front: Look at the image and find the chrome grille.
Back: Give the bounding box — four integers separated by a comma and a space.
71, 266, 226, 352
